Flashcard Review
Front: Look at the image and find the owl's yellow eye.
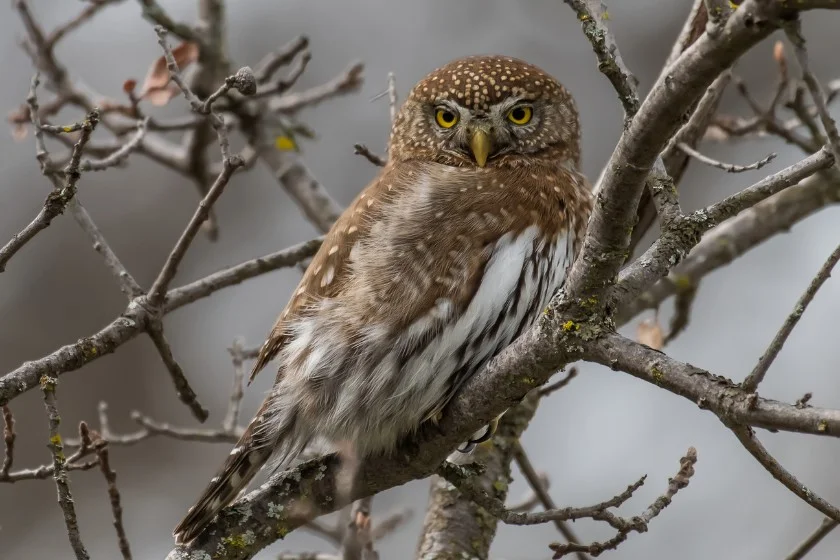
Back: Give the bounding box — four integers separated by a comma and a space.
435, 108, 459, 128
507, 105, 533, 125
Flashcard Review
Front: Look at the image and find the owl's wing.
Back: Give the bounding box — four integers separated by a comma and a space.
246, 166, 395, 384
248, 160, 580, 386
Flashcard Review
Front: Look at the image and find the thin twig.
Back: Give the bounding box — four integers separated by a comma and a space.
252, 50, 312, 99
144, 28, 249, 304
441, 451, 688, 560
562, 0, 639, 120
68, 199, 144, 298
677, 142, 777, 173
223, 339, 249, 433
538, 367, 579, 398
1, 406, 15, 477
353, 144, 386, 167
94, 440, 133, 560
146, 321, 208, 422
664, 70, 732, 163
3, 421, 99, 483
0, 78, 98, 273
665, 281, 698, 344
146, 159, 243, 306
271, 62, 364, 113
438, 461, 645, 528
549, 448, 697, 559
513, 443, 587, 560
41, 376, 90, 560
507, 473, 550, 512
387, 72, 397, 124
131, 411, 243, 443
46, 0, 124, 48
0, 237, 322, 408
729, 425, 840, 522
0, 457, 99, 483
614, 147, 836, 307
254, 35, 310, 83
784, 517, 839, 560
164, 236, 323, 312
788, 84, 826, 145
139, 0, 203, 44
742, 241, 840, 392
785, 21, 840, 170
151, 26, 251, 163
81, 118, 149, 171
618, 169, 840, 324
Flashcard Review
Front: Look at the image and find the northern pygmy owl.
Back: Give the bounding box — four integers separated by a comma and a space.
174, 55, 592, 543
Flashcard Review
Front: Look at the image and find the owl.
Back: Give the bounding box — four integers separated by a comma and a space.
174, 55, 592, 543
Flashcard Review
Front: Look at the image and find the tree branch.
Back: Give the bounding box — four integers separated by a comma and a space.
513, 442, 586, 559
0, 77, 99, 273
416, 395, 541, 560
742, 241, 840, 392
728, 424, 840, 522
94, 440, 133, 560
784, 517, 838, 560
41, 376, 90, 560
565, 1, 801, 312
586, 332, 840, 437
617, 169, 840, 324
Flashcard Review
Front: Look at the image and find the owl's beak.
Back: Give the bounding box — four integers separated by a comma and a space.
469, 129, 491, 167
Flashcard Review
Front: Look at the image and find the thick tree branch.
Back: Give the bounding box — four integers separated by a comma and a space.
417, 395, 540, 560
612, 146, 835, 310
617, 169, 840, 323
565, 1, 808, 312
586, 332, 840, 437
0, 235, 318, 407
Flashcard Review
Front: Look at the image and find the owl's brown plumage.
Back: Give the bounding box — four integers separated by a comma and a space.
174, 55, 592, 544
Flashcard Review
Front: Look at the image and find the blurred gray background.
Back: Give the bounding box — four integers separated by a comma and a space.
2, 1, 840, 559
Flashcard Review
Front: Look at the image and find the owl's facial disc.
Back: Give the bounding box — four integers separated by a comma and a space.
431, 96, 543, 167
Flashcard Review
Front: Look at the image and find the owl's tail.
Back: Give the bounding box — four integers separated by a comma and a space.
172, 421, 273, 544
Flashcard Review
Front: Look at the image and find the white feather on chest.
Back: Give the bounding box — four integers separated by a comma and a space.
265, 224, 568, 459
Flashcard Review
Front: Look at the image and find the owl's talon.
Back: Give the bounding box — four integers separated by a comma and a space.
456, 414, 503, 454
457, 441, 476, 454
469, 417, 498, 446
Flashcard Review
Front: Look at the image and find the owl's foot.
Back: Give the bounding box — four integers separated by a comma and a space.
456, 414, 502, 454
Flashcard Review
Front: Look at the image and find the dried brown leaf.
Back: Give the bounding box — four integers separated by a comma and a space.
637, 318, 664, 350
139, 41, 200, 106
7, 107, 30, 141
11, 122, 28, 141
773, 40, 787, 81
123, 79, 137, 94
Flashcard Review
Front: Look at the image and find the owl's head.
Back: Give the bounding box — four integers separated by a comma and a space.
389, 55, 580, 169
